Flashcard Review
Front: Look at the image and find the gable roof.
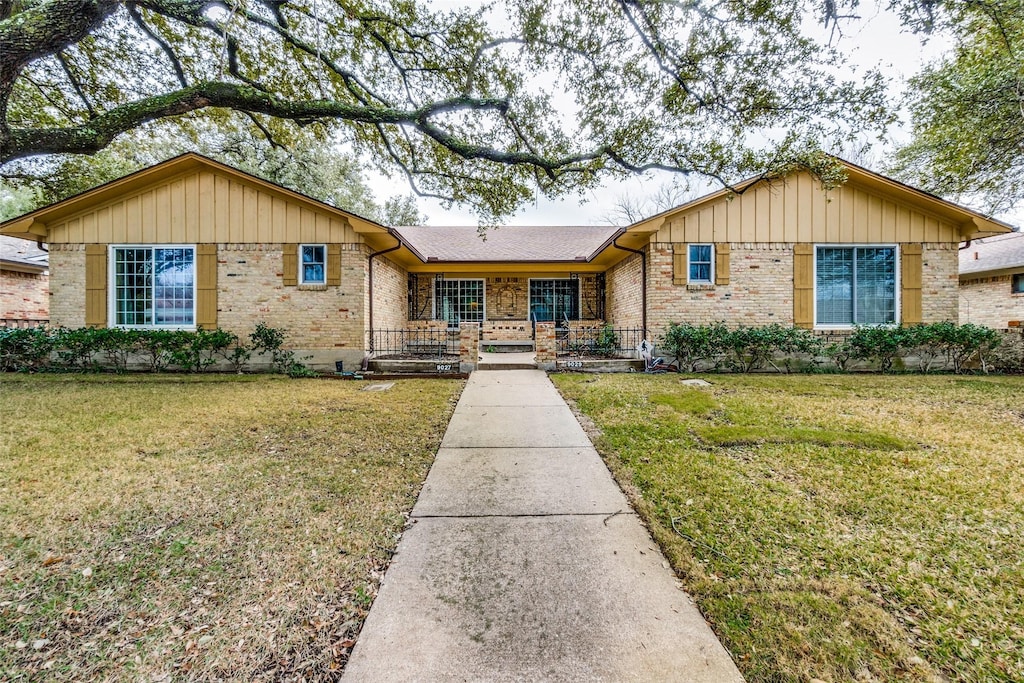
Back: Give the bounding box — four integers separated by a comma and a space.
0, 235, 48, 273
0, 152, 393, 244
625, 157, 1015, 240
393, 225, 620, 262
959, 231, 1024, 277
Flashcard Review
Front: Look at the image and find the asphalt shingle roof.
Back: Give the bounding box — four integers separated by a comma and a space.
392, 225, 620, 262
959, 231, 1024, 276
0, 235, 48, 269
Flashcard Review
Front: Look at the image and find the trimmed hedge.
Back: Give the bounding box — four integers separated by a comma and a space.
661, 321, 1013, 374
0, 323, 313, 376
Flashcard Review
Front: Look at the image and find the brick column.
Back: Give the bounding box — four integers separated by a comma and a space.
535, 322, 556, 370
459, 322, 480, 372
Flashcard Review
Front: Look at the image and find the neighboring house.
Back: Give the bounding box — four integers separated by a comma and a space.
0, 153, 1012, 369
1, 234, 49, 326
959, 231, 1024, 328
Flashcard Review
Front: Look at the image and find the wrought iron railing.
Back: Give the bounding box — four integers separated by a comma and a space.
557, 326, 648, 358
368, 328, 459, 358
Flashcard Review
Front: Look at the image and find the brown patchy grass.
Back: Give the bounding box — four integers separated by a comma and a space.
0, 374, 462, 681
552, 373, 1024, 683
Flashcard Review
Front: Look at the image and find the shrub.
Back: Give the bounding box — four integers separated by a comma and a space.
0, 326, 55, 372
661, 322, 730, 371
847, 325, 911, 372
593, 324, 619, 357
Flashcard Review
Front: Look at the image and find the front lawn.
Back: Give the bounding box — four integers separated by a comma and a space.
0, 375, 462, 681
552, 373, 1024, 683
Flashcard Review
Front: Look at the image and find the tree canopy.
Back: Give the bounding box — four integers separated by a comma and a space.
0, 0, 895, 219
890, 0, 1024, 216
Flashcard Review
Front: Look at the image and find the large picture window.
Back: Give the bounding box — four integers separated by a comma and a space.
816, 246, 896, 326
113, 246, 195, 327
435, 279, 484, 327
530, 279, 580, 325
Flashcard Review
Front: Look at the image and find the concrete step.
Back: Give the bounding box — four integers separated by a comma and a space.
480, 340, 535, 353
477, 362, 539, 371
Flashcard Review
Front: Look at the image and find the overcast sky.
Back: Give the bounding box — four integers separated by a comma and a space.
367, 1, 1016, 227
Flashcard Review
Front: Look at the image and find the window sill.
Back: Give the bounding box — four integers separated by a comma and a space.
686, 283, 715, 291
298, 283, 328, 291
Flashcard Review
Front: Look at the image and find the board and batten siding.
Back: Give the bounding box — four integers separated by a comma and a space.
41, 169, 360, 245
652, 175, 965, 245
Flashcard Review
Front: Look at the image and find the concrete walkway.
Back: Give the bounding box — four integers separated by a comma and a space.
342, 370, 743, 682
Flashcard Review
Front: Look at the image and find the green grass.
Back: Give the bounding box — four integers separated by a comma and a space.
553, 373, 1024, 683
0, 374, 462, 681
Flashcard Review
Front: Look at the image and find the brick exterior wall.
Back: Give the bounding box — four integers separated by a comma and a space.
1, 269, 49, 322
606, 251, 644, 329
648, 242, 793, 336
409, 273, 602, 324
458, 322, 480, 371
960, 273, 1024, 328
534, 322, 556, 362
216, 243, 367, 367
921, 243, 960, 324
48, 244, 86, 329
371, 254, 408, 331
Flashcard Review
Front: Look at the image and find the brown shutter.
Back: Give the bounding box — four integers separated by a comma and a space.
85, 244, 107, 328
672, 244, 687, 285
327, 244, 342, 286
195, 244, 218, 329
793, 243, 814, 329
282, 244, 297, 286
715, 243, 730, 285
901, 243, 923, 324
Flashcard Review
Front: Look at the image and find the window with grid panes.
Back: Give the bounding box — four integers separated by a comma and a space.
688, 244, 713, 283
113, 247, 195, 327
529, 279, 579, 325
435, 279, 484, 327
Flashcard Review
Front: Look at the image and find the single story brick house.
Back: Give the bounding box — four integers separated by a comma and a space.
1, 234, 49, 327
959, 231, 1024, 329
0, 153, 1012, 369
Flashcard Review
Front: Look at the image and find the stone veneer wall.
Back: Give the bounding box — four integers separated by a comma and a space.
2, 270, 49, 322
47, 244, 86, 329
960, 272, 1024, 328
605, 251, 644, 329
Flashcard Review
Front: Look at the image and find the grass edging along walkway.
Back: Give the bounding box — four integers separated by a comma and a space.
0, 374, 463, 681
551, 373, 1024, 683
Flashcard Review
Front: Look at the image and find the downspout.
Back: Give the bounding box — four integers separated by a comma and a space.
611, 230, 647, 334
363, 230, 403, 369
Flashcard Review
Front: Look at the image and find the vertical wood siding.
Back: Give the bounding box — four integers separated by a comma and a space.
44, 170, 360, 245
654, 175, 964, 244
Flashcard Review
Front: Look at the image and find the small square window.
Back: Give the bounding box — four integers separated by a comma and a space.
689, 244, 713, 283
300, 244, 326, 284
1013, 273, 1024, 294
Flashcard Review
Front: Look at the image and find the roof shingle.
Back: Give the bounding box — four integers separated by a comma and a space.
959, 231, 1024, 276
392, 225, 620, 262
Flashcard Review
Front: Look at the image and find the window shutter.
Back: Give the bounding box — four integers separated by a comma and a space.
793, 243, 814, 329
282, 244, 297, 286
327, 244, 342, 286
901, 243, 923, 324
196, 244, 218, 329
715, 243, 730, 285
672, 244, 687, 285
85, 244, 107, 328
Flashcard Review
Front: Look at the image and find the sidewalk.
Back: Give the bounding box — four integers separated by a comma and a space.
342, 370, 743, 682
